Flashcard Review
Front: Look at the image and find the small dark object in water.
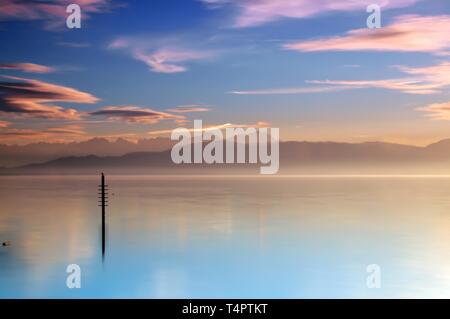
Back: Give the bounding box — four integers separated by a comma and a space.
2, 241, 11, 246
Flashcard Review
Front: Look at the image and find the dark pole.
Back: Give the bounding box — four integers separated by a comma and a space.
99, 172, 108, 258
102, 173, 105, 256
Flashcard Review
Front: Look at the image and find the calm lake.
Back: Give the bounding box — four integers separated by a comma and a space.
0, 175, 449, 298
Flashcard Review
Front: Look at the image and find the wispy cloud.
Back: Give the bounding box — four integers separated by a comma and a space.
148, 121, 270, 136
0, 63, 55, 73
0, 0, 116, 29
0, 124, 87, 144
0, 120, 11, 128
309, 62, 450, 94
56, 42, 91, 48
231, 62, 450, 95
168, 105, 210, 113
0, 75, 99, 120
284, 15, 450, 54
231, 85, 355, 95
90, 106, 182, 124
44, 124, 86, 135
109, 37, 217, 73
133, 49, 213, 74
417, 101, 450, 120
201, 0, 421, 28
91, 133, 141, 141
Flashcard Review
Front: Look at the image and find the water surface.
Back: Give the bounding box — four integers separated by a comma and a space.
0, 175, 449, 298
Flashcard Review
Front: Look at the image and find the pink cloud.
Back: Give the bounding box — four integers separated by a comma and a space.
284, 15, 450, 54
202, 0, 421, 28
44, 124, 86, 135
109, 37, 217, 74
0, 120, 11, 128
417, 101, 450, 120
0, 124, 87, 144
0, 0, 115, 29
168, 105, 210, 113
231, 85, 356, 95
133, 48, 215, 74
232, 62, 450, 95
0, 76, 99, 120
90, 106, 183, 124
0, 63, 55, 73
308, 62, 450, 94
148, 121, 270, 136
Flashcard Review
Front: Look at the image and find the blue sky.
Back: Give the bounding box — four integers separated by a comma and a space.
1, 0, 450, 145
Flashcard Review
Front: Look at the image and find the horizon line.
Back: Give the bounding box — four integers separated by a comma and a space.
0, 136, 449, 148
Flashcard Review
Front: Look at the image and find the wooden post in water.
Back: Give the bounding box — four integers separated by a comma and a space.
98, 173, 108, 257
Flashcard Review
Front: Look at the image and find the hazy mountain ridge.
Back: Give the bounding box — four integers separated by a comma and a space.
0, 137, 175, 167
3, 139, 450, 174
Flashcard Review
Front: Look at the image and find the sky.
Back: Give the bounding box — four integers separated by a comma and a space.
1, 0, 450, 146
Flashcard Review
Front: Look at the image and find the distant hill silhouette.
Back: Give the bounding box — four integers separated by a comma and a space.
0, 137, 175, 167
3, 140, 450, 174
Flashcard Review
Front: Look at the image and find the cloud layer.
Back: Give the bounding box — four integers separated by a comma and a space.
0, 124, 87, 144
148, 121, 270, 136
418, 101, 450, 120
90, 106, 182, 124
109, 37, 216, 74
0, 120, 11, 128
133, 49, 213, 74
0, 63, 55, 73
309, 62, 450, 95
168, 105, 210, 113
0, 0, 114, 29
202, 0, 421, 28
284, 15, 450, 55
232, 62, 450, 95
0, 76, 99, 120
231, 85, 355, 95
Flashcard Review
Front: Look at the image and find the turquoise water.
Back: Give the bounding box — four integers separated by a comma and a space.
0, 175, 449, 298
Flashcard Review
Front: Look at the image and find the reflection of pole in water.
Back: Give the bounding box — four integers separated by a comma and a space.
98, 173, 108, 258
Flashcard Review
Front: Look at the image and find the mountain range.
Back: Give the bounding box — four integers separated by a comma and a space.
3, 138, 450, 174
0, 137, 174, 167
